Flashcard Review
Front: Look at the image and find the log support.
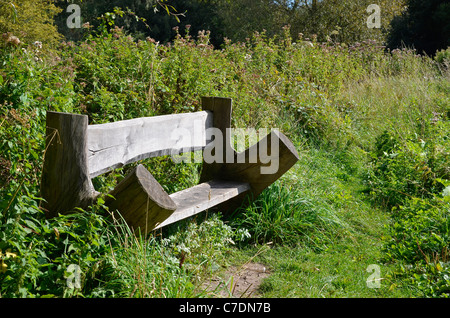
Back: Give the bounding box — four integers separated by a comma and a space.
105, 164, 177, 233
200, 97, 299, 212
41, 111, 98, 218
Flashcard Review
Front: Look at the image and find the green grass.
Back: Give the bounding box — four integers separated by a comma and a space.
196, 60, 449, 299
206, 139, 418, 298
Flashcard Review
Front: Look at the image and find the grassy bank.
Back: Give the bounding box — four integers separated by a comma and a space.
1, 24, 449, 297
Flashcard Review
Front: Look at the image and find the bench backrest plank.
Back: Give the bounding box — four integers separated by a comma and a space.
87, 111, 213, 177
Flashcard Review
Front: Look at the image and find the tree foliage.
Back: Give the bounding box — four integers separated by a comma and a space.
51, 0, 407, 48
0, 0, 62, 46
216, 0, 287, 42
387, 0, 450, 55
2, 0, 449, 52
290, 0, 405, 43
53, 0, 184, 42
195, 0, 405, 45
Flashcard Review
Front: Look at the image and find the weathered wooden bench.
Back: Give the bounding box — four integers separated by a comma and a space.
41, 97, 299, 234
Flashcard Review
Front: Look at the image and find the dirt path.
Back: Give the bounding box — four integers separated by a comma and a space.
203, 262, 270, 298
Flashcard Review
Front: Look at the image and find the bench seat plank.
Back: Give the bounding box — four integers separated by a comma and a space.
154, 180, 251, 229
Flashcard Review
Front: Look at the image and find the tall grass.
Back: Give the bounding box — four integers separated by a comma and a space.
98, 218, 199, 298
90, 212, 246, 298
230, 182, 347, 249
229, 137, 362, 251
342, 75, 449, 148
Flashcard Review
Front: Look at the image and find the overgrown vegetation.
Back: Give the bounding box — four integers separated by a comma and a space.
1, 1, 450, 298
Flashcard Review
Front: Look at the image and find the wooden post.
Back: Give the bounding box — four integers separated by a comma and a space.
105, 164, 177, 234
199, 97, 300, 212
41, 112, 98, 218
200, 97, 234, 182
206, 130, 299, 213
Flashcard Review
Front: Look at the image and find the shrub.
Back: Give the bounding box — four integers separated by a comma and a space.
383, 196, 450, 297
384, 197, 450, 264
435, 47, 450, 68
0, 0, 62, 47
0, 196, 116, 297
366, 116, 450, 209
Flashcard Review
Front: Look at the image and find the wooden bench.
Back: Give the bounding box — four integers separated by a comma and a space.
41, 97, 299, 234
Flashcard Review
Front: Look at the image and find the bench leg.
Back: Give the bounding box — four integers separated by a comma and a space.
206, 130, 299, 213
200, 97, 299, 213
105, 164, 177, 234
223, 130, 299, 197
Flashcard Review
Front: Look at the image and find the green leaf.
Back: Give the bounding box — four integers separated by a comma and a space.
22, 219, 41, 234
67, 244, 78, 253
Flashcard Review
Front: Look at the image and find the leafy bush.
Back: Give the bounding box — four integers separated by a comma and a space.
0, 0, 62, 47
435, 47, 450, 68
383, 195, 450, 297
366, 116, 450, 209
0, 196, 116, 297
363, 93, 450, 297
384, 197, 450, 264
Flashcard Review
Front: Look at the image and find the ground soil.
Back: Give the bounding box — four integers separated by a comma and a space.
204, 262, 270, 298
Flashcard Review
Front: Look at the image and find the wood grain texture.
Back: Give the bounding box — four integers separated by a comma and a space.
41, 112, 98, 218
198, 97, 299, 213
87, 111, 213, 178
105, 164, 177, 234
154, 180, 251, 230
199, 97, 233, 183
